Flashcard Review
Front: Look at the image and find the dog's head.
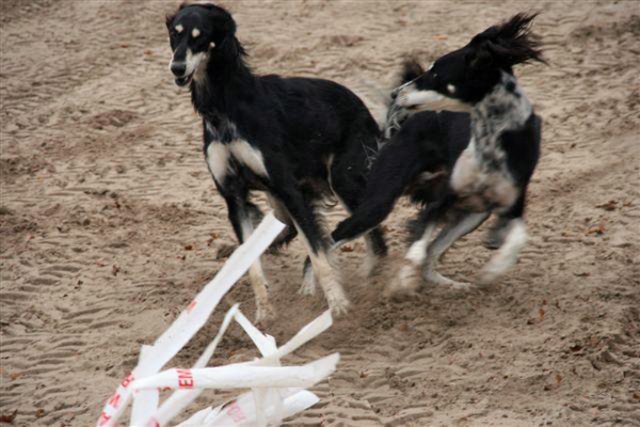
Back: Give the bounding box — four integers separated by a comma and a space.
393, 13, 545, 112
166, 2, 236, 87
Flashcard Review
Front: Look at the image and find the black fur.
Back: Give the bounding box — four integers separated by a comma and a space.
166, 3, 387, 315
334, 13, 545, 289
333, 110, 470, 242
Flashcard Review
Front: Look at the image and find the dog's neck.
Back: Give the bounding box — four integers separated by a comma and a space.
470, 72, 532, 167
190, 36, 255, 127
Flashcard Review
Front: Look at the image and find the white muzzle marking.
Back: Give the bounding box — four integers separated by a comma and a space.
170, 48, 207, 81
395, 83, 471, 113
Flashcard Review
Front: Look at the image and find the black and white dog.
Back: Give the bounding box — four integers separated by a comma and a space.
333, 13, 544, 296
165, 3, 387, 321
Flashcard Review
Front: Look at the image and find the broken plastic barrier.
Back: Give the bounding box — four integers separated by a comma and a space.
139, 308, 335, 426
96, 213, 285, 427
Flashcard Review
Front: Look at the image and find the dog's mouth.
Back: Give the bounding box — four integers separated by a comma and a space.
175, 73, 193, 87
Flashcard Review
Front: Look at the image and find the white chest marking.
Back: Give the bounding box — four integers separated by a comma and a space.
205, 142, 230, 184
228, 140, 269, 177
205, 139, 269, 184
450, 139, 518, 209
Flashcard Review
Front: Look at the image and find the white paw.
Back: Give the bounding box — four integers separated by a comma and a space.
479, 256, 513, 284
385, 263, 421, 299
327, 291, 350, 316
361, 254, 381, 278
424, 270, 471, 290
298, 267, 317, 295
478, 264, 505, 285
254, 301, 276, 325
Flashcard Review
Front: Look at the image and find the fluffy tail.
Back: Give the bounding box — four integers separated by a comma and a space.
381, 58, 426, 141
397, 58, 425, 85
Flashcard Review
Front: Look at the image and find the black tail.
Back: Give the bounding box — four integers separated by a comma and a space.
397, 58, 425, 86
332, 138, 424, 243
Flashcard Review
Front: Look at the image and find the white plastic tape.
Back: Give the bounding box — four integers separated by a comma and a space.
243, 310, 333, 367
176, 390, 320, 427
150, 305, 240, 427
234, 310, 277, 358
131, 353, 340, 391
130, 345, 159, 427
232, 310, 280, 426
96, 213, 285, 427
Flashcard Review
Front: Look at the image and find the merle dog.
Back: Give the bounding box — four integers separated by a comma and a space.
333, 13, 544, 296
165, 3, 386, 321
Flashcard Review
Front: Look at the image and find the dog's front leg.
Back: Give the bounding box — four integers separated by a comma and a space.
479, 217, 528, 284
389, 216, 436, 299
480, 192, 529, 284
386, 196, 454, 298
205, 141, 274, 324
217, 181, 275, 323
268, 172, 349, 315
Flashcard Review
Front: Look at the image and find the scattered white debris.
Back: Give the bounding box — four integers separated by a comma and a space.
95, 213, 338, 427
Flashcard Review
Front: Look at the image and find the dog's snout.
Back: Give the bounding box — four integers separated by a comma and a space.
171, 62, 187, 77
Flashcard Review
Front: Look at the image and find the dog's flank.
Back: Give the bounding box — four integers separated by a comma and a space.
166, 2, 387, 320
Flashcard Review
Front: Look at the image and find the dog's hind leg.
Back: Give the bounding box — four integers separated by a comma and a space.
423, 211, 490, 289
386, 196, 457, 298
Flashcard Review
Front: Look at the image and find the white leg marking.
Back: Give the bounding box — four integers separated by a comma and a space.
480, 219, 528, 284
362, 243, 381, 277
205, 141, 230, 184
239, 216, 274, 323
230, 140, 269, 177
423, 213, 488, 289
310, 250, 349, 315
300, 263, 317, 296
386, 224, 435, 298
291, 219, 349, 315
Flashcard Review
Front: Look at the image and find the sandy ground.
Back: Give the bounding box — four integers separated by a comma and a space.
1, 0, 639, 425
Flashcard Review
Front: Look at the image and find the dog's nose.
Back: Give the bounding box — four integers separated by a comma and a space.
171, 62, 186, 77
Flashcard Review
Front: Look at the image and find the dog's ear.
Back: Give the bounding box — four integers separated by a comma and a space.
466, 43, 494, 71
165, 13, 175, 30
474, 13, 546, 68
193, 3, 236, 37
